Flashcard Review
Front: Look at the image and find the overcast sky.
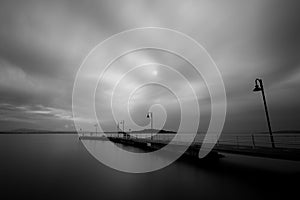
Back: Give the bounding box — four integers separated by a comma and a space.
0, 0, 299, 132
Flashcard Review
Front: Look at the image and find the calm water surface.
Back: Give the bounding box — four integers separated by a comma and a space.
0, 134, 299, 200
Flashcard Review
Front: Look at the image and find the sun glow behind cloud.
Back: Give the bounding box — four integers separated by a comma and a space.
91, 48, 208, 132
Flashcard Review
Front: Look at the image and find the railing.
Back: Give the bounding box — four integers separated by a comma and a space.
79, 132, 300, 149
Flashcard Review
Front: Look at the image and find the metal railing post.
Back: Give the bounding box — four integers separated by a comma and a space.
252, 134, 256, 148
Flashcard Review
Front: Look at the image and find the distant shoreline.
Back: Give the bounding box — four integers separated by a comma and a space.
1, 130, 300, 134
0, 131, 78, 134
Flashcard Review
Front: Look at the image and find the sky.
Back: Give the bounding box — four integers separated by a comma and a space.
0, 0, 299, 132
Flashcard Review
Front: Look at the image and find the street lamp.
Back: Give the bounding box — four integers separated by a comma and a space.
94, 124, 98, 136
119, 120, 125, 132
116, 122, 120, 137
79, 128, 83, 136
253, 78, 275, 148
146, 112, 153, 139
146, 112, 153, 129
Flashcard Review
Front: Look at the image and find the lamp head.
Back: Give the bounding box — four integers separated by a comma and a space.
253, 84, 262, 92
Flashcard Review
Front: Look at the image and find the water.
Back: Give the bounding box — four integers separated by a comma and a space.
0, 134, 299, 200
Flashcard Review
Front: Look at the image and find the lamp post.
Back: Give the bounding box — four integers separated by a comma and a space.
146, 112, 153, 139
94, 124, 98, 136
118, 120, 125, 138
253, 78, 275, 148
116, 122, 119, 137
119, 120, 125, 132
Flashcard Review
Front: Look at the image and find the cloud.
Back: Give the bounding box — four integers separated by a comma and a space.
0, 58, 71, 107
0, 0, 300, 131
0, 103, 76, 131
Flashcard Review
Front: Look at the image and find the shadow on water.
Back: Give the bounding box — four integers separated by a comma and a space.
0, 134, 299, 200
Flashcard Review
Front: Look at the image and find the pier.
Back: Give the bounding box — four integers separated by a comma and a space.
79, 132, 300, 161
